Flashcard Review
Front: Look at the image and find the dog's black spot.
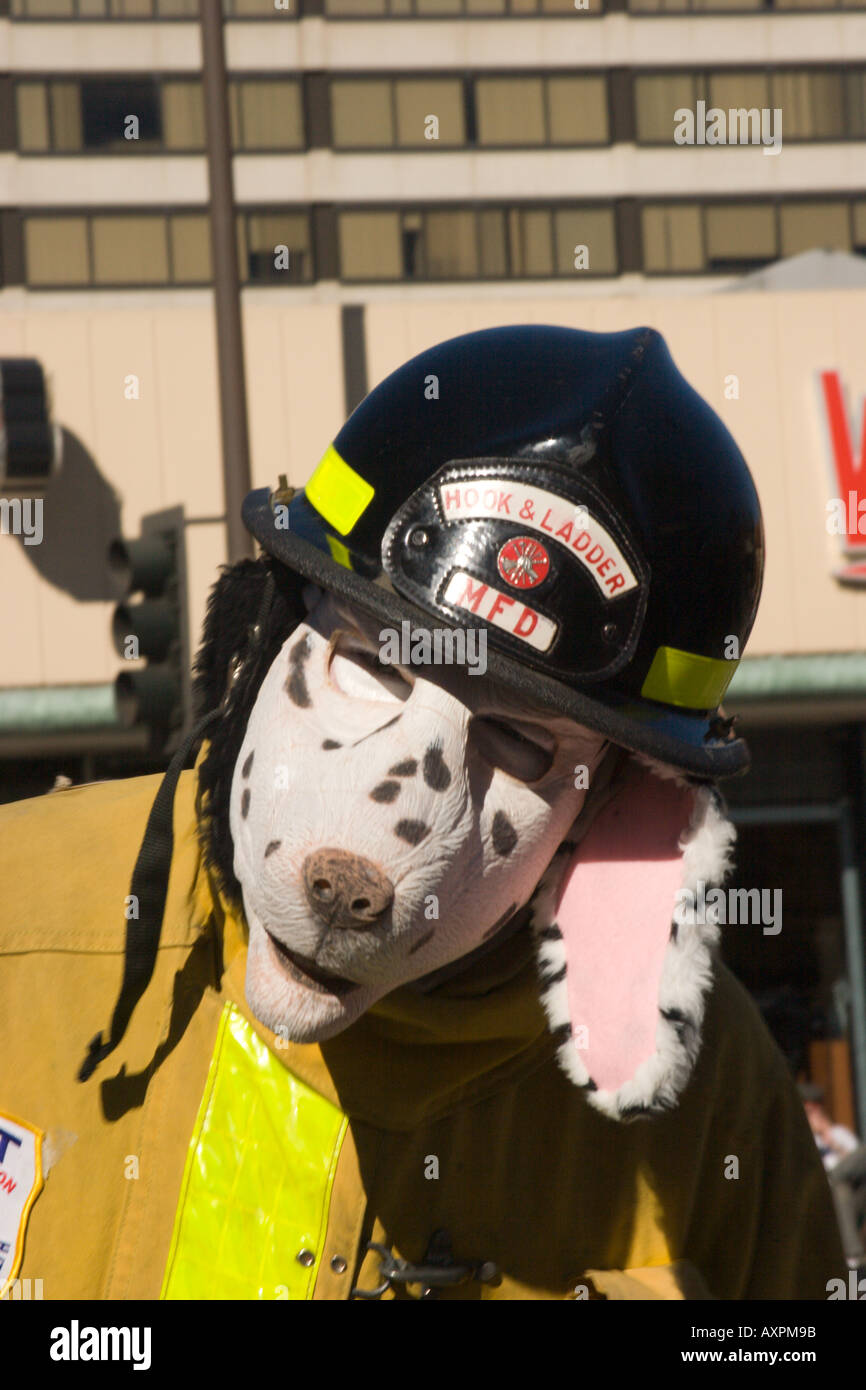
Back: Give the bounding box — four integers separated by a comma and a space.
388, 759, 417, 777
322, 739, 341, 751
661, 1006, 694, 1045
394, 819, 430, 846
550, 1022, 573, 1046
408, 927, 436, 956
579, 1078, 598, 1093
491, 811, 518, 857
669, 920, 679, 943
241, 788, 251, 819
422, 745, 451, 792
285, 635, 312, 708
537, 925, 563, 942
617, 1102, 650, 1120
371, 781, 401, 804
242, 750, 254, 778
264, 840, 281, 858
538, 963, 567, 991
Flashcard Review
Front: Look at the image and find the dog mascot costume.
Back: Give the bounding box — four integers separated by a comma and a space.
0, 326, 845, 1301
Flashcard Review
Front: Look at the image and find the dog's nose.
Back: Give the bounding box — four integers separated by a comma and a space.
302, 849, 394, 931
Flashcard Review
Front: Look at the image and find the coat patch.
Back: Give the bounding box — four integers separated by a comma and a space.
0, 1110, 44, 1298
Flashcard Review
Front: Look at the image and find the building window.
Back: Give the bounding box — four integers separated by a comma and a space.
478, 209, 508, 277
771, 71, 846, 141
324, 0, 388, 13
13, 77, 304, 155
780, 201, 851, 257
636, 66, 866, 145
338, 211, 402, 279
50, 84, 83, 153
225, 0, 293, 12
331, 73, 608, 151
476, 78, 546, 146
24, 217, 90, 286
323, 0, 603, 11
12, 0, 75, 13
547, 76, 609, 145
91, 215, 170, 284
846, 69, 866, 138
241, 213, 312, 282
641, 203, 704, 272
235, 80, 304, 151
511, 209, 554, 275
162, 81, 206, 151
394, 80, 465, 147
707, 71, 771, 119
705, 202, 776, 271
424, 210, 478, 277
12, 0, 202, 13
15, 84, 51, 153
634, 74, 699, 144
553, 208, 616, 274
81, 79, 162, 151
169, 214, 211, 283
629, 0, 771, 10
331, 81, 394, 150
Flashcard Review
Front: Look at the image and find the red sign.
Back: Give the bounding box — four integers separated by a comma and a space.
820, 371, 866, 585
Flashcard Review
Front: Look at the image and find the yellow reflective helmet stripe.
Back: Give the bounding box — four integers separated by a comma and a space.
641, 646, 739, 711
325, 534, 354, 570
161, 1003, 347, 1301
306, 444, 375, 537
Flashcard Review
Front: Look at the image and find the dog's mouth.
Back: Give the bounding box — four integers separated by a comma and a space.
265, 929, 362, 998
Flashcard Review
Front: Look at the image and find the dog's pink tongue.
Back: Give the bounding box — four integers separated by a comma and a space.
556, 767, 694, 1095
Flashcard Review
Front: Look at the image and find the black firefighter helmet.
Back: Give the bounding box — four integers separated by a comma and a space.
243, 324, 764, 778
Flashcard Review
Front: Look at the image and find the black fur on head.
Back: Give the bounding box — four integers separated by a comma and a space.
193, 555, 305, 907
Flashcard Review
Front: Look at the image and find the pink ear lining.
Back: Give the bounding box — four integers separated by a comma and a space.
555, 764, 696, 1096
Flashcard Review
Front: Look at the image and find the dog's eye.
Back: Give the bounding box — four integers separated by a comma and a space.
469, 715, 556, 782
328, 638, 412, 704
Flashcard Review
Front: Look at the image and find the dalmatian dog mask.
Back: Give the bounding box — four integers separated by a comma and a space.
82, 326, 761, 1121
228, 581, 736, 1122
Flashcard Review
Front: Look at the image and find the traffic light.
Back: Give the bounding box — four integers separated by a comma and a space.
108, 506, 191, 751
0, 357, 62, 486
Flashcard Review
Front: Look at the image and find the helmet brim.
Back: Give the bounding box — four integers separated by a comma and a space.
244, 487, 749, 779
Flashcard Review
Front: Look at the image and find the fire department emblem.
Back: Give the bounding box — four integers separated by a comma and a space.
496, 536, 550, 589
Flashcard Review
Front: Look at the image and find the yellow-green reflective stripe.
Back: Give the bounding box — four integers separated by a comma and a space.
326, 534, 353, 570
306, 444, 374, 536
641, 646, 739, 710
160, 1003, 347, 1301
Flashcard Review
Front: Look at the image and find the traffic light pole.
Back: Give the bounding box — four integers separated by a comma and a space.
200, 0, 254, 563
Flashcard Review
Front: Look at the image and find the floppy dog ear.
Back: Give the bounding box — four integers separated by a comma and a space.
532, 757, 736, 1121
193, 557, 306, 904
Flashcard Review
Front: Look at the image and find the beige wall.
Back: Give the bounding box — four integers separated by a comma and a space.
0, 299, 343, 686
0, 285, 864, 692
